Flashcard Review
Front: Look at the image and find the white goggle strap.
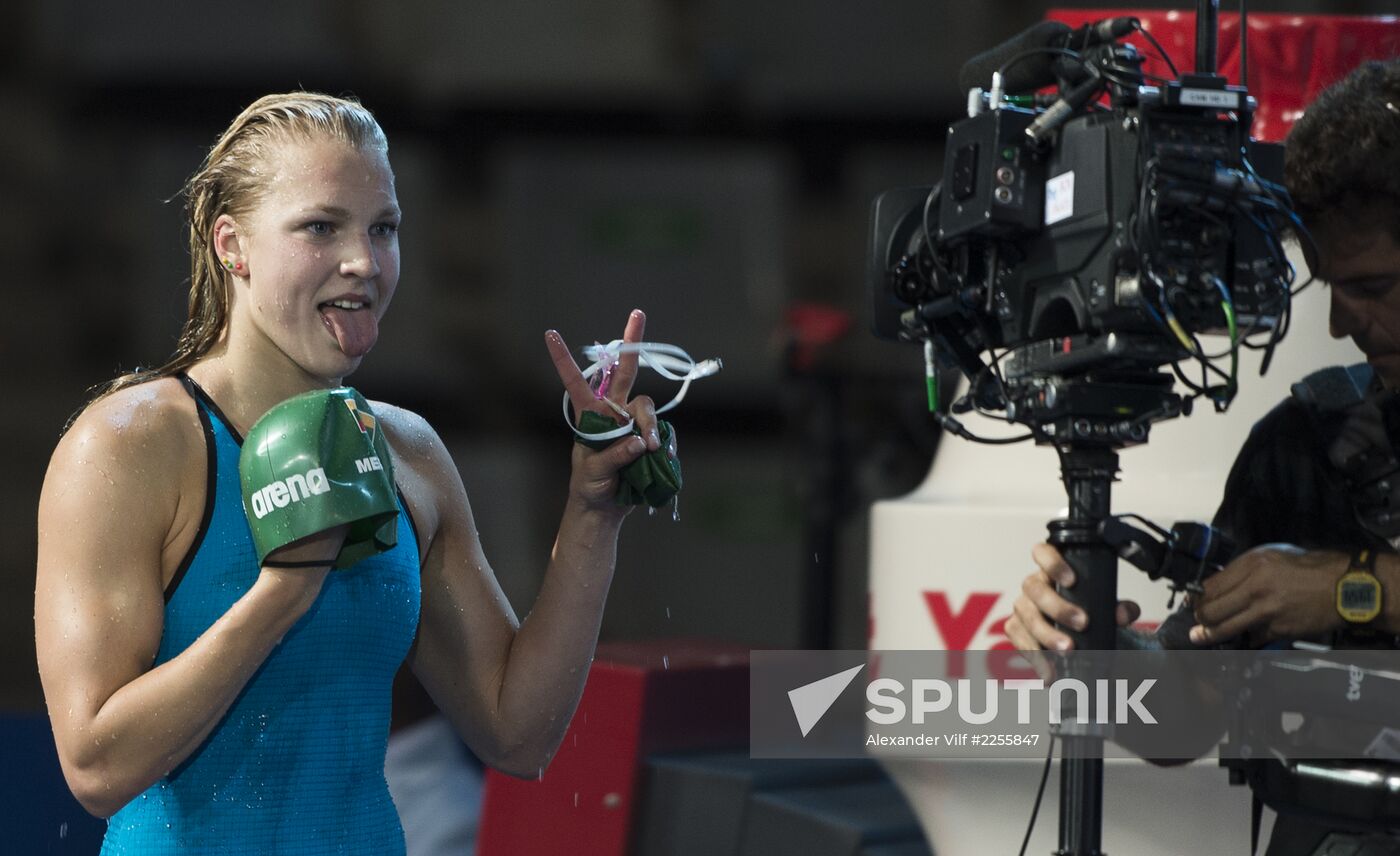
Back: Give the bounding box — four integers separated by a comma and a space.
564, 341, 722, 442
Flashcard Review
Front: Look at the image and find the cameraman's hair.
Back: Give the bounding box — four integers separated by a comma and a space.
1284, 58, 1400, 238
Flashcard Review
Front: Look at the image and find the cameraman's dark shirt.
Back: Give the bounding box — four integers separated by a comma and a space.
1190, 392, 1400, 854
1157, 393, 1390, 647
1211, 395, 1381, 555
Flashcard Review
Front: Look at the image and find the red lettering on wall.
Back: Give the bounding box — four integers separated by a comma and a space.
986, 615, 1016, 650
923, 591, 1001, 651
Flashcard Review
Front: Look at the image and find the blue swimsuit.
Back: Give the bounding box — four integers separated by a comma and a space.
101, 377, 422, 855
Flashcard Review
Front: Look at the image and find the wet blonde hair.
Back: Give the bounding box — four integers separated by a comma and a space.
94, 91, 388, 400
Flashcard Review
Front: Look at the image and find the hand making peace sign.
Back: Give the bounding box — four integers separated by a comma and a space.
545, 308, 677, 512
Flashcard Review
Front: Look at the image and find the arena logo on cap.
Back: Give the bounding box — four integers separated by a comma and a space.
249, 467, 330, 519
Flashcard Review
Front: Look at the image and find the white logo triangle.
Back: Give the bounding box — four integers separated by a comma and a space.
787, 664, 865, 737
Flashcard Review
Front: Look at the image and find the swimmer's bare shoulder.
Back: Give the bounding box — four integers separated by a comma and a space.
40, 377, 207, 590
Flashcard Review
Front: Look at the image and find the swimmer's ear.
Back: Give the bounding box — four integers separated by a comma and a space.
213, 214, 248, 278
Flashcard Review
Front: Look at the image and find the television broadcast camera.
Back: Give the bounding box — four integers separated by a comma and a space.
868, 14, 1302, 447
865, 10, 1318, 854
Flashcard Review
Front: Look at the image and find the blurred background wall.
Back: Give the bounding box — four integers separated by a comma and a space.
3, 0, 1391, 712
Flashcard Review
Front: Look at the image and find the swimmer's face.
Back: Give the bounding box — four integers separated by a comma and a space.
225, 138, 400, 382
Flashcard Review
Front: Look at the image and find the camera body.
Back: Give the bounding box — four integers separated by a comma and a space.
870, 46, 1295, 433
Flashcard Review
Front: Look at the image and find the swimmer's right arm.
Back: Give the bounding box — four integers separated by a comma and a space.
35, 392, 331, 818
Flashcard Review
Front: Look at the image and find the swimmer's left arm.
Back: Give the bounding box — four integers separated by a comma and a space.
390, 411, 644, 779
389, 310, 660, 777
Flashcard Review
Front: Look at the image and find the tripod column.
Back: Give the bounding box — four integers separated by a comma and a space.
1049, 447, 1121, 650
1195, 0, 1220, 74
1047, 445, 1121, 856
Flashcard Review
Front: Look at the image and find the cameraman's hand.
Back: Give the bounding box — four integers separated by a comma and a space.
1189, 544, 1343, 645
1005, 543, 1141, 652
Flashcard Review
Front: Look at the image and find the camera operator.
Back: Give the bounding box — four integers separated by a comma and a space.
1005, 58, 1400, 855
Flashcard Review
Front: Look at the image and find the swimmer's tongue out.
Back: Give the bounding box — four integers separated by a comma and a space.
320, 305, 379, 358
